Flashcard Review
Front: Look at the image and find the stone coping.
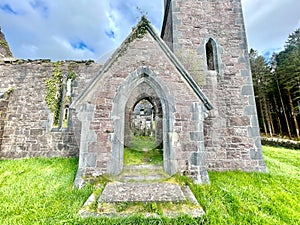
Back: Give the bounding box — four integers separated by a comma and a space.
0, 58, 97, 65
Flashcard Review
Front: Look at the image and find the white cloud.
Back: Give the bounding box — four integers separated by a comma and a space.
242, 0, 300, 56
0, 0, 163, 60
0, 0, 299, 60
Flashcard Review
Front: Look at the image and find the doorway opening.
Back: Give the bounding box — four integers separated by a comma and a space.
124, 95, 163, 166
109, 68, 176, 176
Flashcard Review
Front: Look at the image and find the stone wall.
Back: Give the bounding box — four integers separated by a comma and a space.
162, 0, 267, 172
0, 92, 10, 150
73, 29, 210, 185
0, 0, 267, 180
0, 59, 101, 158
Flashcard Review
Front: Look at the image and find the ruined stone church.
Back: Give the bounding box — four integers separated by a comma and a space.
0, 0, 267, 187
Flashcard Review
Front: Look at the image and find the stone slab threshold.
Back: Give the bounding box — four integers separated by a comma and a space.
115, 164, 170, 182
79, 182, 205, 218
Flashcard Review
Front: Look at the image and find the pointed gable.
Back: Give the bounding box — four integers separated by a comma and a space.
0, 27, 13, 58
71, 17, 212, 111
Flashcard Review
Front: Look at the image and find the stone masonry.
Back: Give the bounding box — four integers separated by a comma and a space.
162, 0, 267, 172
0, 90, 10, 151
71, 20, 212, 186
0, 59, 101, 158
0, 0, 267, 187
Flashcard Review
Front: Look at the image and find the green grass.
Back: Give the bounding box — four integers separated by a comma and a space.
190, 146, 300, 224
130, 135, 158, 150
124, 147, 163, 165
0, 158, 93, 224
0, 146, 299, 224
124, 135, 163, 165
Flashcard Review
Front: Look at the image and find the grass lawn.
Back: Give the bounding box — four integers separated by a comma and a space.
0, 146, 299, 224
124, 135, 163, 165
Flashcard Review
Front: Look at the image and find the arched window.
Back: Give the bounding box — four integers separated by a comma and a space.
206, 38, 216, 71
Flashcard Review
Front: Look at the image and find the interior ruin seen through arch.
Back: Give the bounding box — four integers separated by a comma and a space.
124, 84, 164, 165
109, 69, 177, 176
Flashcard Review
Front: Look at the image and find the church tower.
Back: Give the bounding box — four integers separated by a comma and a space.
161, 0, 267, 172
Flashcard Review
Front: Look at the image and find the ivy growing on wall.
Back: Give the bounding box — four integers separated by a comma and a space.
118, 16, 150, 59
0, 40, 8, 48
45, 62, 76, 127
0, 40, 13, 57
134, 16, 150, 39
46, 62, 62, 126
124, 15, 150, 49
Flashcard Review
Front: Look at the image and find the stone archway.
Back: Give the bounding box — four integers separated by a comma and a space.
107, 67, 176, 176
124, 84, 163, 150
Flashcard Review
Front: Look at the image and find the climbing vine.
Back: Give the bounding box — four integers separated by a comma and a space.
0, 40, 8, 47
118, 16, 150, 58
45, 62, 76, 127
134, 16, 150, 39
45, 62, 63, 126
126, 16, 151, 47
0, 40, 12, 56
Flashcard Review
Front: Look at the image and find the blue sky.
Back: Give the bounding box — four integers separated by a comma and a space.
0, 0, 299, 61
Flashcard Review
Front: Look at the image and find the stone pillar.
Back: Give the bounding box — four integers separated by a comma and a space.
74, 103, 97, 188
189, 102, 210, 184
155, 115, 163, 148
124, 107, 133, 148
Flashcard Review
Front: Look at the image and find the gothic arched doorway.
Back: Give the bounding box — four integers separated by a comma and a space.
108, 67, 176, 176
124, 86, 164, 166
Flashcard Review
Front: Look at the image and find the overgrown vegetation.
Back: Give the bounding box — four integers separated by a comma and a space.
131, 135, 157, 151
189, 145, 300, 224
0, 146, 299, 224
45, 63, 76, 127
0, 40, 9, 48
250, 28, 300, 140
117, 15, 150, 58
124, 147, 163, 165
45, 62, 63, 126
134, 15, 150, 39
0, 39, 12, 56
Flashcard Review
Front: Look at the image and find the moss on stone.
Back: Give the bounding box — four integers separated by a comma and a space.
0, 39, 13, 57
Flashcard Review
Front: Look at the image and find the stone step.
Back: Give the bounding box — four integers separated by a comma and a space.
116, 174, 169, 182
114, 164, 170, 182
79, 182, 205, 218
98, 182, 186, 203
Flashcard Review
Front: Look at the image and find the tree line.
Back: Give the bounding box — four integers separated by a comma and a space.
250, 28, 300, 140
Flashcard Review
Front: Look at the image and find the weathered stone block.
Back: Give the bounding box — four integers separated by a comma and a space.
250, 149, 262, 160
30, 129, 43, 136
247, 127, 260, 138
83, 153, 97, 167
244, 105, 256, 116
230, 117, 249, 126
190, 132, 202, 141
241, 85, 254, 96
